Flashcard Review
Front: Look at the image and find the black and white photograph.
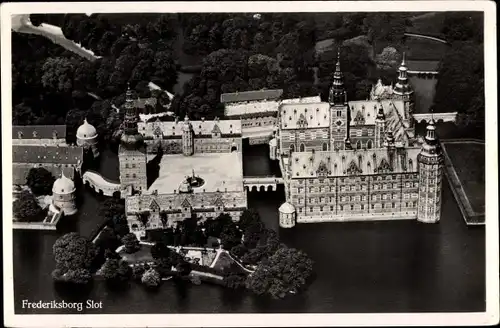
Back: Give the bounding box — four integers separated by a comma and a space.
2, 1, 498, 327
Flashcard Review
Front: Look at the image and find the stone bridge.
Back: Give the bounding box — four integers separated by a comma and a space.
82, 170, 121, 197
243, 176, 284, 192
413, 112, 457, 124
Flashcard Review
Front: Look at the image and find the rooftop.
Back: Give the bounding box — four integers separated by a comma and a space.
225, 100, 280, 117
12, 145, 83, 164
220, 89, 283, 104
289, 147, 421, 178
280, 102, 331, 130
12, 125, 66, 139
138, 119, 242, 138
148, 152, 244, 195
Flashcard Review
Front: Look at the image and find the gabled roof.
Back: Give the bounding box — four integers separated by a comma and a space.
12, 145, 83, 164
220, 89, 283, 104
12, 125, 66, 139
125, 191, 247, 213
138, 119, 242, 138
289, 147, 421, 178
280, 102, 330, 130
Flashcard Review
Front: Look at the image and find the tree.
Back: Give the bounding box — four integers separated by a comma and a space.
121, 233, 141, 254
132, 265, 145, 281
99, 198, 125, 219
362, 14, 411, 53
175, 260, 192, 277
12, 102, 38, 125
230, 244, 248, 258
433, 41, 484, 119
204, 213, 233, 238
141, 268, 161, 288
41, 57, 76, 94
13, 191, 44, 221
95, 226, 120, 252
442, 12, 483, 43
52, 232, 98, 284
239, 208, 262, 230
220, 223, 243, 250
97, 258, 131, 282
151, 241, 172, 260
245, 246, 314, 299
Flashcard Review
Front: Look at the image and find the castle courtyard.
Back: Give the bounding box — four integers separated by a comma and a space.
148, 152, 244, 194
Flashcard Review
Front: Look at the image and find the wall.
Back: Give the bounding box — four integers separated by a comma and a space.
288, 172, 420, 222
280, 127, 330, 154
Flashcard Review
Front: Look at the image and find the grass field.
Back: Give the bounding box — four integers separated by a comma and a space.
402, 37, 449, 61
442, 142, 485, 215
407, 12, 447, 38
119, 244, 154, 264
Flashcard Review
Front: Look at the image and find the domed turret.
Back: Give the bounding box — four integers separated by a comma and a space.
76, 118, 97, 140
52, 173, 75, 194
52, 172, 77, 215
76, 118, 99, 158
279, 202, 296, 228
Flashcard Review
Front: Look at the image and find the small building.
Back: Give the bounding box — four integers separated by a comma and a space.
52, 172, 77, 216
279, 202, 296, 228
76, 118, 99, 158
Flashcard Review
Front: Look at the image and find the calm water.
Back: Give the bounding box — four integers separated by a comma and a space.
13, 144, 485, 314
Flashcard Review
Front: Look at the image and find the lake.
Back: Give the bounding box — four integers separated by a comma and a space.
12, 143, 485, 314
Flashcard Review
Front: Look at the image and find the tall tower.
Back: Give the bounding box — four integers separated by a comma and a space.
119, 85, 147, 195
416, 119, 443, 223
182, 115, 194, 156
393, 53, 415, 133
329, 49, 350, 151
374, 102, 386, 148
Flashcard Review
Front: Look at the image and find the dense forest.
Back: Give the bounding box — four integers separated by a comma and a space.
12, 11, 485, 143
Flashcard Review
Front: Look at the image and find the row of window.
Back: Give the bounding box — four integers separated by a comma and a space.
296, 201, 418, 212
296, 183, 418, 193
294, 193, 418, 204
295, 174, 419, 184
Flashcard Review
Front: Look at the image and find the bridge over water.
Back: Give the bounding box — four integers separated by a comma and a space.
82, 170, 121, 197
413, 112, 457, 124
243, 176, 284, 192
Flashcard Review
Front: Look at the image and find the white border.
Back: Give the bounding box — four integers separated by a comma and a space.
2, 1, 498, 327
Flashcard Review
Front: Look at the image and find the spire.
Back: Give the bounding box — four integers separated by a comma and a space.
393, 51, 413, 96
329, 47, 346, 105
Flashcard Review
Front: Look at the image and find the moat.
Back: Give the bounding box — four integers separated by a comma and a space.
13, 140, 485, 314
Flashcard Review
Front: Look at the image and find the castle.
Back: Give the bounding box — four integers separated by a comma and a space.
271, 53, 443, 227
118, 87, 246, 238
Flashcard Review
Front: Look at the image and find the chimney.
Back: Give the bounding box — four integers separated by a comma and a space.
175, 116, 179, 124
201, 117, 205, 122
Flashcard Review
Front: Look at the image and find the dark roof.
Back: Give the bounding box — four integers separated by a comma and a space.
220, 89, 283, 104
406, 60, 440, 72
12, 145, 84, 164
12, 125, 67, 139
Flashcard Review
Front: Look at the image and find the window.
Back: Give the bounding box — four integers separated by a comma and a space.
337, 110, 342, 117
125, 164, 129, 168
126, 174, 130, 178
132, 174, 136, 178
322, 143, 328, 151
300, 143, 305, 152
290, 144, 295, 153
367, 140, 373, 149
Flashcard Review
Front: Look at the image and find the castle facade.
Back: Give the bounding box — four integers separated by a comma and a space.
119, 87, 247, 238
273, 54, 443, 227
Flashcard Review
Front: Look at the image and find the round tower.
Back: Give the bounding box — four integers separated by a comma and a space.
52, 172, 77, 216
76, 118, 99, 158
416, 119, 443, 223
269, 137, 277, 160
279, 202, 296, 228
182, 115, 194, 156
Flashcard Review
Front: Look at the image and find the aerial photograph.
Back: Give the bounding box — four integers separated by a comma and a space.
8, 8, 486, 317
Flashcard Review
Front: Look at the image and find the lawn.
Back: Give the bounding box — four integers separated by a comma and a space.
211, 252, 248, 275
118, 244, 154, 265
443, 142, 485, 215
407, 12, 447, 38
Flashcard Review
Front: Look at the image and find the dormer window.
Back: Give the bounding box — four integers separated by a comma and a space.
17, 131, 23, 139
32, 131, 38, 138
